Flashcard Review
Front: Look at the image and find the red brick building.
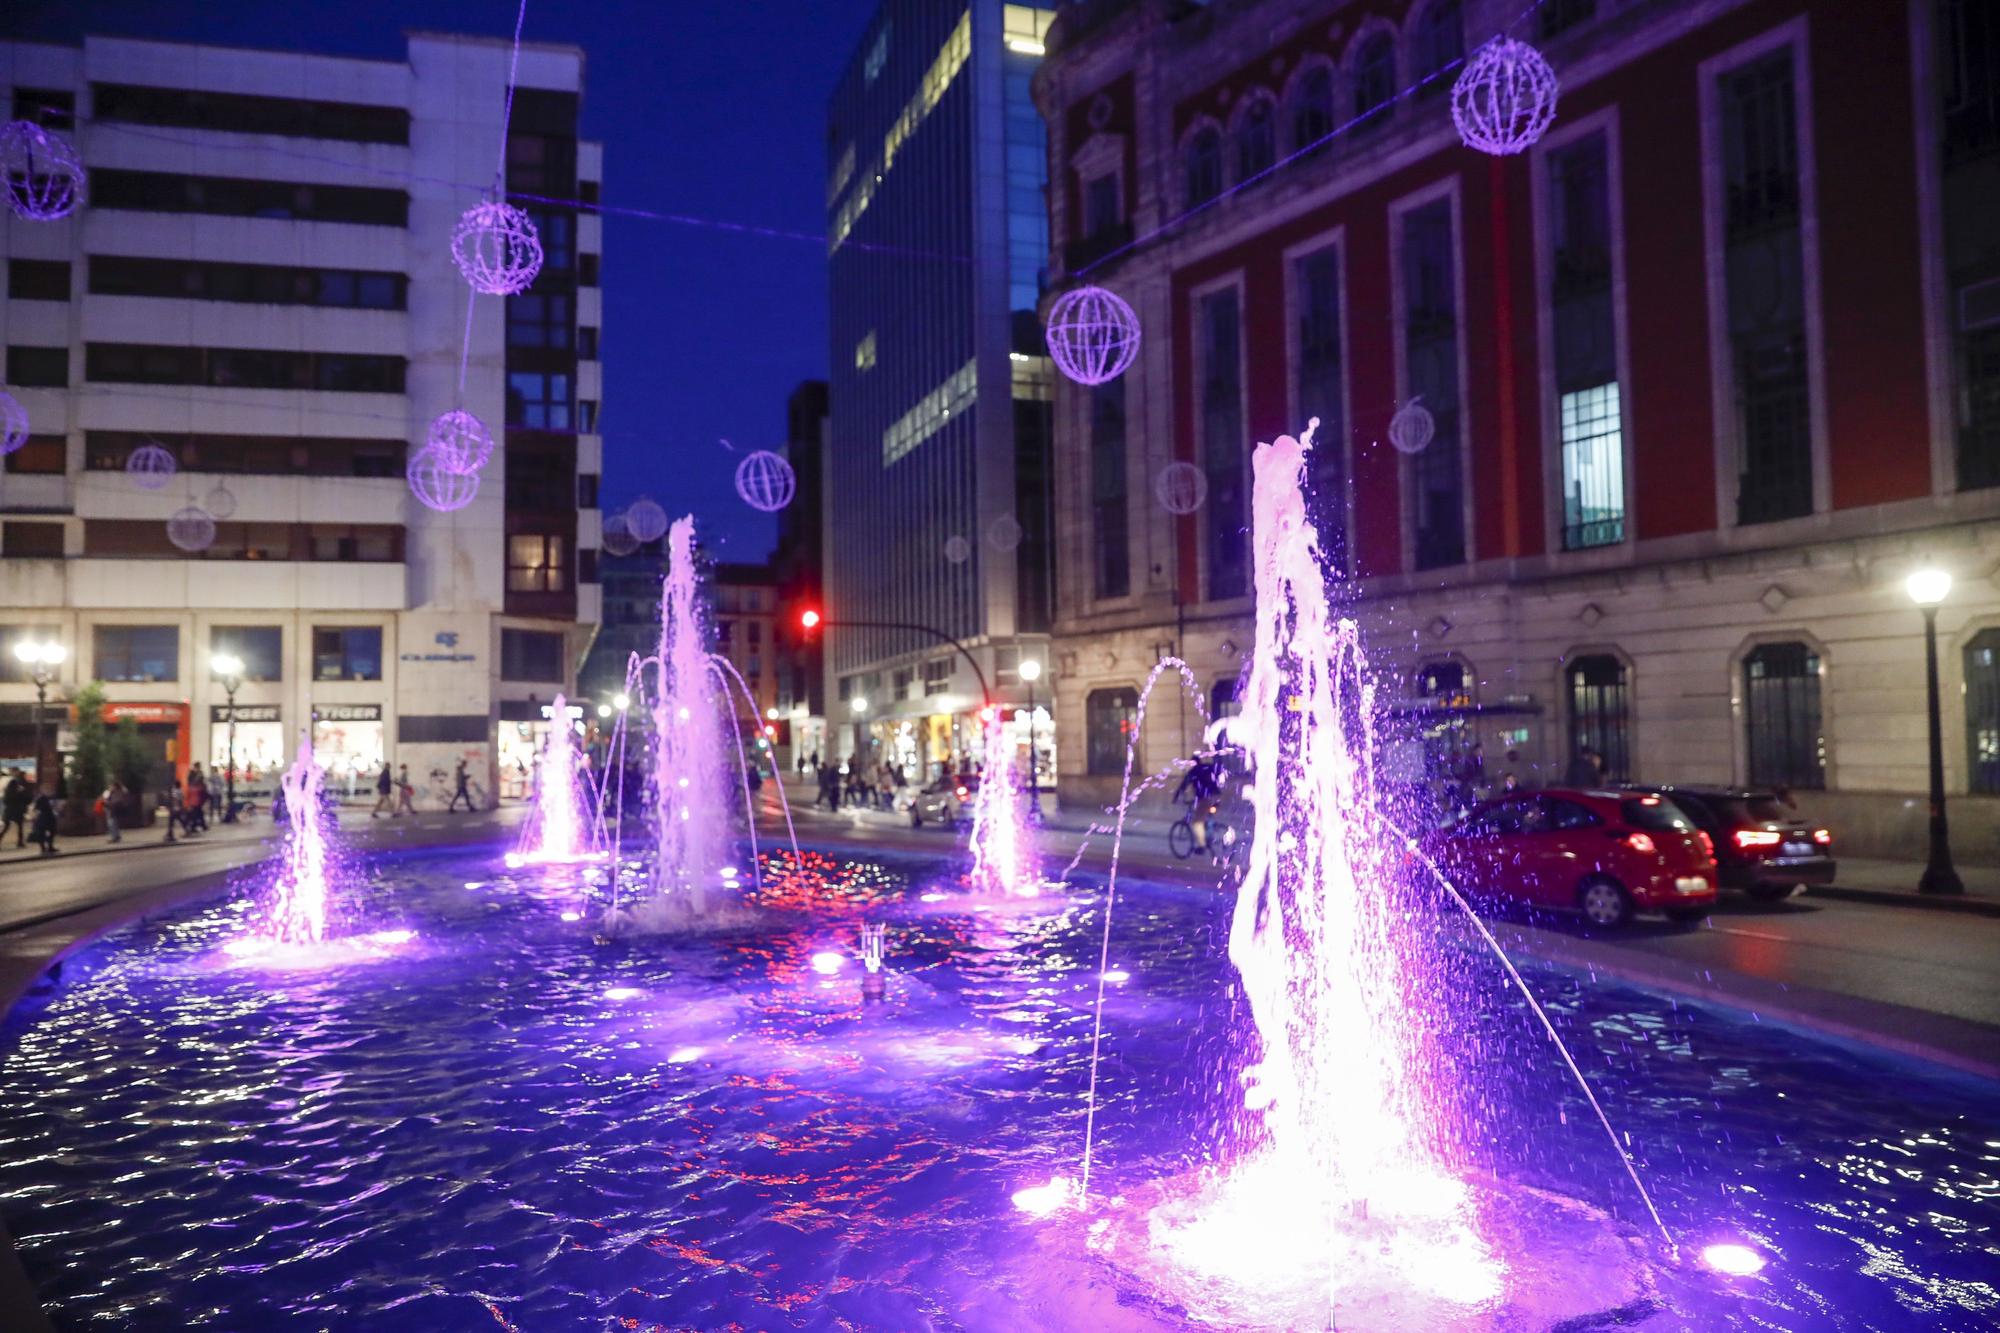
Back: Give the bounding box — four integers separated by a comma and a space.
1037, 0, 2000, 858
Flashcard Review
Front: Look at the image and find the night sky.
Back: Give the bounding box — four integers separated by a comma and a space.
4, 0, 881, 560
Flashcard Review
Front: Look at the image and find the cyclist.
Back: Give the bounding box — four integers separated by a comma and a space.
1174, 751, 1223, 853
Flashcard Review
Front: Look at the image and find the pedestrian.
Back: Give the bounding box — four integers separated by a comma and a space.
372, 761, 394, 818
103, 779, 127, 843
30, 790, 58, 856
817, 763, 837, 811
1564, 745, 1600, 788
1, 767, 28, 848
184, 765, 209, 833
161, 774, 183, 841
447, 758, 474, 813
397, 763, 416, 815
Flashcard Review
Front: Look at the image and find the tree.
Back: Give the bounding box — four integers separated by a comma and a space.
109, 716, 150, 822
63, 682, 109, 834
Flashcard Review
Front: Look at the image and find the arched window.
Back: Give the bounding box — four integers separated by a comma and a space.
1743, 642, 1825, 789
1086, 686, 1140, 776
1411, 0, 1464, 95
1290, 65, 1335, 152
1185, 125, 1223, 205
1967, 629, 2000, 794
1353, 32, 1397, 132
1565, 654, 1629, 782
1234, 95, 1276, 181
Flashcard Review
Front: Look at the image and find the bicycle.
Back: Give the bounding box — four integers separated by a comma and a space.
1169, 801, 1234, 862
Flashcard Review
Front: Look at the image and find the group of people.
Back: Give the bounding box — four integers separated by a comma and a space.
2, 769, 60, 856
814, 757, 906, 812
367, 759, 477, 816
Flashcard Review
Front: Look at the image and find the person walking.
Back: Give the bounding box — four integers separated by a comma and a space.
184, 765, 209, 833
446, 758, 474, 813
102, 779, 127, 843
2, 768, 29, 848
161, 774, 183, 841
396, 763, 416, 816
372, 762, 394, 818
30, 790, 58, 856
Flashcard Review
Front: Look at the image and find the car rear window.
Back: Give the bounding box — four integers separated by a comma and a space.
1621, 797, 1694, 832
1716, 795, 1791, 823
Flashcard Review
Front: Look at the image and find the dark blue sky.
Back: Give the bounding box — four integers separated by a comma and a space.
7, 0, 880, 560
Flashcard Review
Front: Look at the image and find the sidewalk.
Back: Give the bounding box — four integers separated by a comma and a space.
1807, 856, 2000, 917
0, 812, 271, 865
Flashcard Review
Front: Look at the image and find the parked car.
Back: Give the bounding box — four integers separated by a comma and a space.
911, 774, 977, 829
1421, 789, 1718, 928
1628, 785, 1834, 902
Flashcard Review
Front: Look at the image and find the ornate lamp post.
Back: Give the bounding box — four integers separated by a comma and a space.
1906, 567, 1963, 896
210, 652, 244, 823
11, 638, 66, 791
1018, 657, 1043, 806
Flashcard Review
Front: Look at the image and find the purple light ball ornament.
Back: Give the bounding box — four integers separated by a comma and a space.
625, 498, 669, 544
1451, 37, 1560, 156
407, 443, 481, 513
734, 449, 797, 513
427, 408, 494, 474
167, 505, 217, 553
943, 535, 972, 565
1045, 285, 1141, 386
601, 511, 639, 557
127, 442, 178, 490
203, 483, 238, 521
1155, 461, 1209, 515
451, 200, 543, 296
1388, 397, 1436, 455
0, 389, 27, 455
987, 514, 1023, 552
0, 120, 85, 221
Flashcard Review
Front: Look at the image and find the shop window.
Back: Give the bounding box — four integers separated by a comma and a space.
1565, 653, 1629, 781
1086, 686, 1139, 776
211, 626, 283, 681
313, 627, 383, 682
1966, 629, 2000, 794
96, 625, 180, 683
501, 628, 566, 683
1743, 642, 1824, 790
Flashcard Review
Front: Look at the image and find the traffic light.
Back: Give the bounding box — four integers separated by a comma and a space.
799, 607, 822, 631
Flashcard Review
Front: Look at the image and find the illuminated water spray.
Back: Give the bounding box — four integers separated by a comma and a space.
650, 516, 727, 913
510, 693, 602, 867
269, 737, 333, 945
967, 708, 1037, 895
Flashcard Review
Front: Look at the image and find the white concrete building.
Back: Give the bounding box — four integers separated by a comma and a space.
0, 33, 603, 807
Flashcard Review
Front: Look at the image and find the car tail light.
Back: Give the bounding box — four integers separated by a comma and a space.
1812, 828, 1831, 846
1733, 829, 1783, 850
1625, 832, 1657, 855
955, 786, 968, 799
1696, 830, 1715, 858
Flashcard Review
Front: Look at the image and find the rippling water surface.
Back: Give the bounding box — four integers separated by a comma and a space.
0, 845, 1996, 1331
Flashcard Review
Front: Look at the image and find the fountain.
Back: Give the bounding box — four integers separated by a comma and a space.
268, 739, 333, 945
967, 708, 1037, 896
509, 693, 603, 867
641, 515, 730, 921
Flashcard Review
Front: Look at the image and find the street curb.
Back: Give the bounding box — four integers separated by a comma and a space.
1804, 883, 2000, 918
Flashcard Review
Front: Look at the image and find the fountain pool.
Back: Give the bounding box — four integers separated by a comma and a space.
0, 845, 1995, 1330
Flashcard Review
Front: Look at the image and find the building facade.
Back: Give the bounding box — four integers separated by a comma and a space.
1037, 0, 2000, 859
824, 0, 1060, 783
0, 33, 603, 806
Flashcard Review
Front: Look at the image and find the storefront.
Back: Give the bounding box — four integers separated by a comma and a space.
498, 700, 583, 802
101, 701, 191, 792
311, 704, 386, 802
209, 704, 284, 803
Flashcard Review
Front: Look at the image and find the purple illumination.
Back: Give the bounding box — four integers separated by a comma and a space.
1388, 397, 1436, 455
1451, 37, 1560, 156
967, 710, 1036, 896
514, 693, 604, 866
1154, 460, 1208, 515
645, 516, 729, 918
126, 442, 177, 490
0, 389, 27, 455
166, 505, 217, 553
427, 409, 494, 475
1044, 285, 1141, 386
600, 511, 640, 556
1701, 1242, 1767, 1277
0, 120, 84, 220
269, 742, 335, 945
407, 444, 480, 512
809, 950, 845, 976
626, 498, 669, 544
733, 449, 797, 512
451, 199, 544, 295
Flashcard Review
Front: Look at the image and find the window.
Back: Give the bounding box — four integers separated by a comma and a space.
923, 658, 952, 696
1743, 642, 1824, 789
7, 346, 67, 387
95, 625, 179, 683
501, 629, 566, 682
1295, 247, 1346, 569
1412, 0, 1464, 94
4, 436, 65, 475
1539, 0, 1597, 40
1548, 132, 1623, 549
506, 130, 578, 196
91, 83, 409, 145
1086, 686, 1139, 776
1200, 288, 1247, 599
1403, 199, 1464, 568
8, 260, 69, 301
1084, 172, 1121, 238
578, 254, 601, 287
578, 401, 598, 433
84, 344, 405, 393
211, 626, 282, 682
89, 169, 409, 227
507, 452, 575, 512
1234, 96, 1276, 181
526, 211, 575, 270
1185, 125, 1223, 205
12, 88, 73, 130
1544, 797, 1602, 831
1, 522, 62, 557
1566, 654, 1629, 781
1937, 0, 2000, 489
505, 292, 573, 349
1966, 629, 2000, 794
1091, 380, 1130, 600
313, 627, 382, 682
894, 666, 917, 701
1353, 33, 1397, 132
577, 472, 600, 509
1211, 677, 1242, 719
88, 256, 407, 309
1719, 49, 1812, 525
1290, 66, 1334, 152
578, 326, 600, 360
83, 431, 403, 478
507, 372, 573, 430
508, 534, 568, 593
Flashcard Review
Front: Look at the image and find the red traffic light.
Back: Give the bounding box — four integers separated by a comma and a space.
799, 608, 822, 630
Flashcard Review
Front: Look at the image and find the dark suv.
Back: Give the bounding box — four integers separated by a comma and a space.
1629, 786, 1834, 902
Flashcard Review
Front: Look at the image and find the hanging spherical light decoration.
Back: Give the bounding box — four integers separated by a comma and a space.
126, 442, 178, 490
202, 482, 238, 521
426, 408, 494, 475
0, 120, 85, 221
406, 443, 481, 513
1451, 37, 1560, 156
734, 449, 797, 513
166, 505, 217, 553
601, 511, 640, 557
625, 498, 669, 544
0, 388, 28, 455
1388, 397, 1436, 455
1044, 285, 1142, 386
1155, 461, 1209, 515
450, 199, 544, 296
987, 514, 1023, 552
943, 535, 973, 565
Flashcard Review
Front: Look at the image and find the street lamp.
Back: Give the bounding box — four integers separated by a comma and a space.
210, 652, 244, 822
1907, 567, 1962, 895
1018, 657, 1043, 806
613, 692, 630, 712
851, 696, 869, 715
11, 638, 66, 792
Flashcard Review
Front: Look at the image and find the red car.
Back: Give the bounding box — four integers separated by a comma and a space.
1423, 789, 1719, 928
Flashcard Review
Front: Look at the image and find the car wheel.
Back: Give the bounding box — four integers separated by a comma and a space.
1578, 876, 1631, 929
1666, 906, 1712, 924
1747, 883, 1794, 903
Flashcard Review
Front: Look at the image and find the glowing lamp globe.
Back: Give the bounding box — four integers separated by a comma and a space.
1155, 460, 1208, 515
126, 442, 178, 490
166, 505, 217, 553
734, 449, 797, 512
0, 388, 27, 455
625, 498, 669, 543
202, 483, 238, 521
451, 200, 544, 296
1906, 567, 1952, 607
987, 514, 1023, 552
1388, 397, 1436, 455
0, 120, 85, 221
600, 511, 640, 557
1045, 285, 1141, 386
427, 409, 494, 475
406, 443, 480, 512
943, 535, 972, 565
1451, 37, 1560, 156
